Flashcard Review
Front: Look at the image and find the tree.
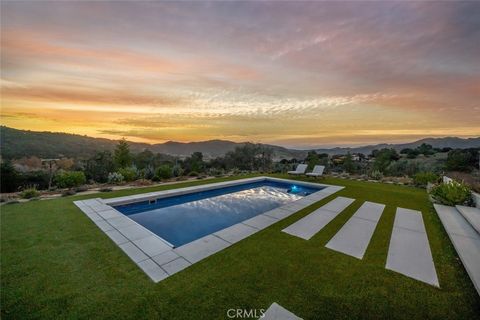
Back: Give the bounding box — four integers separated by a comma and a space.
416, 143, 434, 156
183, 152, 205, 173
224, 143, 270, 171
343, 153, 355, 174
134, 149, 154, 170
85, 151, 114, 183
114, 138, 132, 169
305, 151, 320, 170
258, 146, 273, 172
0, 160, 19, 192
446, 148, 479, 172
372, 148, 399, 173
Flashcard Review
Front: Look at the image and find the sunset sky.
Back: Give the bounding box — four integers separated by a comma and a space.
1, 1, 479, 148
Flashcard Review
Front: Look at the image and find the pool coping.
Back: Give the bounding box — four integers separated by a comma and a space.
73, 176, 343, 282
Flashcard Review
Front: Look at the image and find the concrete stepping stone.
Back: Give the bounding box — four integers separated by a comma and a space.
261, 302, 302, 320
434, 204, 480, 295
282, 197, 355, 240
386, 208, 439, 287
456, 205, 480, 235
325, 201, 385, 259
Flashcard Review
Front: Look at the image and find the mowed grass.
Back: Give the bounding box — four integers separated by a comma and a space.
1, 175, 479, 319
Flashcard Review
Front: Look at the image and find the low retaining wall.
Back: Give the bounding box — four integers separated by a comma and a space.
472, 192, 480, 209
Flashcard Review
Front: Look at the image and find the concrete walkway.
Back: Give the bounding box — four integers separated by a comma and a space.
434, 204, 480, 295
282, 197, 355, 240
325, 201, 385, 259
386, 208, 439, 287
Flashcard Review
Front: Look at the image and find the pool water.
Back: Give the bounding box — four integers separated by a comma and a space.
115, 181, 321, 247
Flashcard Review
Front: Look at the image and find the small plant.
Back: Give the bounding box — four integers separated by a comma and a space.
369, 170, 383, 180
107, 172, 124, 184
430, 182, 472, 206
20, 186, 40, 199
54, 170, 86, 189
99, 187, 113, 192
117, 167, 138, 182
413, 172, 439, 187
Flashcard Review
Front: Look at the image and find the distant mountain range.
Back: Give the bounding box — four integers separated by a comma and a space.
0, 126, 304, 160
1, 126, 479, 160
313, 137, 480, 155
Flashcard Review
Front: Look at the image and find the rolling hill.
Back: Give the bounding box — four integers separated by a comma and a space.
0, 126, 478, 160
0, 126, 305, 160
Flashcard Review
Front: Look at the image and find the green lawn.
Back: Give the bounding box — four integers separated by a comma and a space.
1, 175, 479, 319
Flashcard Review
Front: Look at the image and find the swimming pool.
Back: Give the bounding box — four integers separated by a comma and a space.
75, 177, 342, 282
114, 180, 322, 247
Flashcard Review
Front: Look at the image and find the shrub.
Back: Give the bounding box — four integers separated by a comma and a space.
446, 148, 479, 172
20, 170, 50, 190
107, 172, 124, 184
54, 171, 86, 189
413, 172, 439, 187
142, 165, 155, 180
0, 161, 19, 192
208, 168, 224, 177
369, 170, 383, 180
99, 187, 113, 192
20, 186, 40, 199
430, 182, 472, 206
155, 165, 173, 180
172, 164, 184, 177
117, 167, 138, 182
188, 171, 199, 177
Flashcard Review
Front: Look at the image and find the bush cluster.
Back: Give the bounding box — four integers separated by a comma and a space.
430, 182, 472, 206
107, 172, 124, 184
54, 170, 86, 189
20, 186, 40, 199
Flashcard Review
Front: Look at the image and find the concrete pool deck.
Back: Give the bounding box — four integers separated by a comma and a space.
74, 177, 343, 282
